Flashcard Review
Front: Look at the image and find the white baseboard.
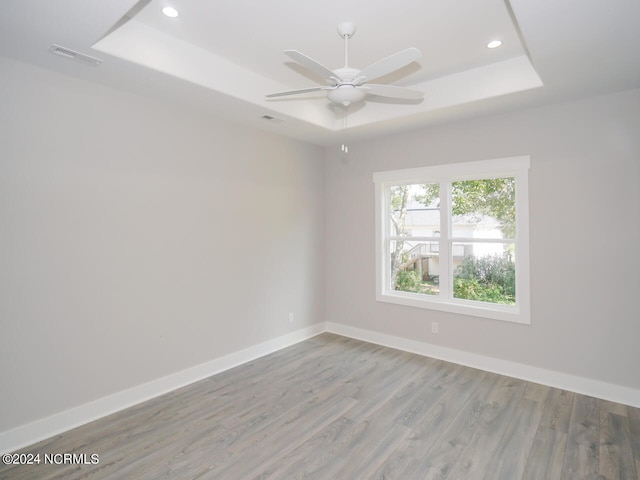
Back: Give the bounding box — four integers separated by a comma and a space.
3, 320, 639, 454
0, 323, 325, 454
325, 322, 640, 409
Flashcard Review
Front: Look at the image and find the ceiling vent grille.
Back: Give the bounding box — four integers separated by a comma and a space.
261, 114, 284, 123
49, 44, 103, 66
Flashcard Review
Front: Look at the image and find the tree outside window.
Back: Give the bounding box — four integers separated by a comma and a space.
375, 157, 530, 323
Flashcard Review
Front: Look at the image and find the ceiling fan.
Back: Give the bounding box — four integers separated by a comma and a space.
266, 22, 424, 107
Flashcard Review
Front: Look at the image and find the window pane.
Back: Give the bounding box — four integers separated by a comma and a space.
390, 240, 440, 296
389, 183, 440, 238
451, 177, 515, 239
453, 242, 516, 305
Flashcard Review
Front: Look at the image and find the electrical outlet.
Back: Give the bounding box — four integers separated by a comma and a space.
431, 322, 439, 334
288, 312, 295, 324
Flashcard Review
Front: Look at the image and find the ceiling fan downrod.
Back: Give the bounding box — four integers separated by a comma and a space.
337, 21, 356, 68
329, 22, 365, 106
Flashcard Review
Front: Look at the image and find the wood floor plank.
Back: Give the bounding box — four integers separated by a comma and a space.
332, 421, 412, 479
392, 361, 468, 428
375, 365, 484, 478
386, 370, 501, 480
521, 388, 574, 480
599, 409, 638, 480
546, 388, 575, 434
428, 376, 528, 480
480, 394, 547, 480
170, 395, 358, 479
628, 405, 640, 477
561, 393, 601, 479
251, 415, 361, 479
1, 333, 638, 480
366, 363, 472, 479
523, 429, 569, 480
344, 356, 450, 425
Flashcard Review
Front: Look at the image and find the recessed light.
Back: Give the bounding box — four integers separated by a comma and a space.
487, 40, 503, 49
162, 7, 179, 18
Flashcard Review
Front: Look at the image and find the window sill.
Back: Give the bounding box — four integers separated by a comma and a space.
376, 291, 530, 324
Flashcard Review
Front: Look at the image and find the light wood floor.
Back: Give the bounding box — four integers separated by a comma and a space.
2, 333, 639, 479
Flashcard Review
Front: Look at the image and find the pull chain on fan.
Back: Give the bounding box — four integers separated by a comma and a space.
341, 104, 349, 154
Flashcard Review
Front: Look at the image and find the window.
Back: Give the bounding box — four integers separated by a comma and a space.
374, 156, 530, 324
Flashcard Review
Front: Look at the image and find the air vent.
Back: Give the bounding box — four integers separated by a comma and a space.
49, 45, 103, 66
261, 115, 284, 123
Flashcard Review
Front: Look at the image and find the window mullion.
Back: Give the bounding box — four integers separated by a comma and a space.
381, 185, 391, 295
439, 180, 451, 299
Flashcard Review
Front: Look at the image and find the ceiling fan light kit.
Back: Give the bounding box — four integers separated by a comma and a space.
266, 21, 424, 108
328, 85, 367, 106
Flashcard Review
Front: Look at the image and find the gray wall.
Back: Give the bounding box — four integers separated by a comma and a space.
325, 89, 640, 389
2, 51, 639, 435
0, 57, 326, 431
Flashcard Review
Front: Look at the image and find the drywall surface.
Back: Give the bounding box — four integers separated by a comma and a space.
325, 88, 640, 390
0, 57, 325, 432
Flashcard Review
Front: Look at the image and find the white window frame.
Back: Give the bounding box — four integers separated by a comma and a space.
374, 156, 530, 324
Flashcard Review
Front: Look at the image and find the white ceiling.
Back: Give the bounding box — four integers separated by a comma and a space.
2, 0, 639, 146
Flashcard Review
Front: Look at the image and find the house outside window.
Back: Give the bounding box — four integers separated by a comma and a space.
374, 156, 530, 324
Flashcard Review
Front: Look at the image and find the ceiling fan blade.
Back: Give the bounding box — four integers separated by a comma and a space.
284, 50, 336, 83
358, 47, 422, 82
265, 86, 331, 98
363, 84, 424, 100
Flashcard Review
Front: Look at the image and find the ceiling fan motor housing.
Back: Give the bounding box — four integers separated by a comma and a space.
332, 67, 360, 83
